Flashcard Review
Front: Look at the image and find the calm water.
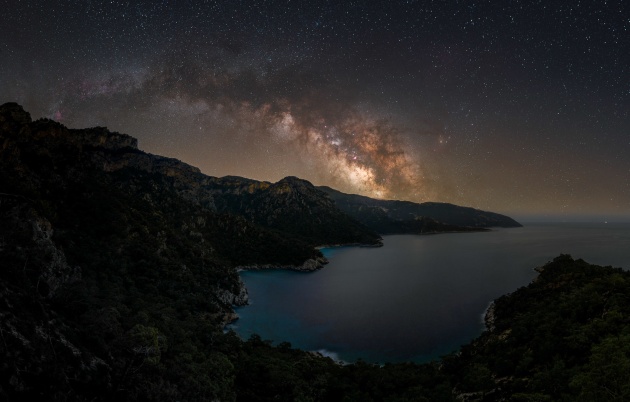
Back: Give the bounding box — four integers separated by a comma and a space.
231, 223, 630, 364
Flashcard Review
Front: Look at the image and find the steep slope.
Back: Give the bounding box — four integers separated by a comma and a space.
319, 186, 522, 234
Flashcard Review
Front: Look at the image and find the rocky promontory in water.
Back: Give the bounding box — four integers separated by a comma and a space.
6, 103, 628, 401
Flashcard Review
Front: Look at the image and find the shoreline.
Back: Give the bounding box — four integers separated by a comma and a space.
225, 229, 521, 341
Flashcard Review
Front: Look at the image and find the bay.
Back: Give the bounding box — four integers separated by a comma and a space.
231, 223, 630, 364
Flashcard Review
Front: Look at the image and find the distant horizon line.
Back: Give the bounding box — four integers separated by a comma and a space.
512, 214, 630, 224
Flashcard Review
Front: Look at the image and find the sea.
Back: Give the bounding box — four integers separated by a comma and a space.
230, 222, 630, 364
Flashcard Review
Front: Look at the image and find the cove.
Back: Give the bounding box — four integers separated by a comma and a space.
231, 223, 630, 364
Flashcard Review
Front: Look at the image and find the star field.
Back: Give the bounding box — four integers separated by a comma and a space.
1, 0, 628, 220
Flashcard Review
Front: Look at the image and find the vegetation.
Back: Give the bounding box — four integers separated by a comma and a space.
449, 254, 630, 401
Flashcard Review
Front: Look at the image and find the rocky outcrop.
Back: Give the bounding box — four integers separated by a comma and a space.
27, 118, 138, 151
298, 257, 329, 271
216, 277, 250, 306
0, 102, 32, 130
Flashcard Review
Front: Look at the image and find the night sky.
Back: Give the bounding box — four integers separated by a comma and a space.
1, 1, 628, 220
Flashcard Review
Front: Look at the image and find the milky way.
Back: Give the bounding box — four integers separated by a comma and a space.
1, 1, 628, 219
